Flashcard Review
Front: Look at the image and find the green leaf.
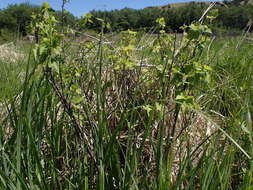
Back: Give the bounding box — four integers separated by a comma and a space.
143, 105, 153, 117
106, 22, 111, 30
241, 122, 251, 135
203, 65, 212, 71
156, 17, 166, 28
155, 103, 162, 112
175, 94, 194, 104
48, 62, 59, 74
63, 9, 69, 14
96, 18, 104, 23
186, 23, 212, 40
42, 2, 50, 9
81, 13, 93, 25
207, 9, 219, 20
72, 96, 83, 104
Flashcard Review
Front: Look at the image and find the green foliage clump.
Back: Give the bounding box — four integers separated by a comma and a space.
0, 3, 39, 36
0, 2, 77, 39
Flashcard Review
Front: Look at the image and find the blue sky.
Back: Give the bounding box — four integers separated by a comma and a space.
0, 0, 208, 17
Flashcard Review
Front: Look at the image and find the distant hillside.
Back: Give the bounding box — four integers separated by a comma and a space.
154, 0, 253, 9
158, 1, 212, 9
86, 0, 253, 33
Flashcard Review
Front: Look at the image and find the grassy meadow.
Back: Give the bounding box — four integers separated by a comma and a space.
0, 4, 253, 190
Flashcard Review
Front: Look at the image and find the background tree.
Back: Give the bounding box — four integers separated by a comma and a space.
0, 3, 39, 36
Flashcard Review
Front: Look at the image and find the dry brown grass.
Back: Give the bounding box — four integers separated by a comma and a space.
0, 42, 24, 63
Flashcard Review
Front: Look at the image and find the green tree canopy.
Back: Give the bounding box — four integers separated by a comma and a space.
0, 3, 39, 35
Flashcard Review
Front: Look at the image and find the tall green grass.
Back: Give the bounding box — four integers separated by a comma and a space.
0, 4, 253, 190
